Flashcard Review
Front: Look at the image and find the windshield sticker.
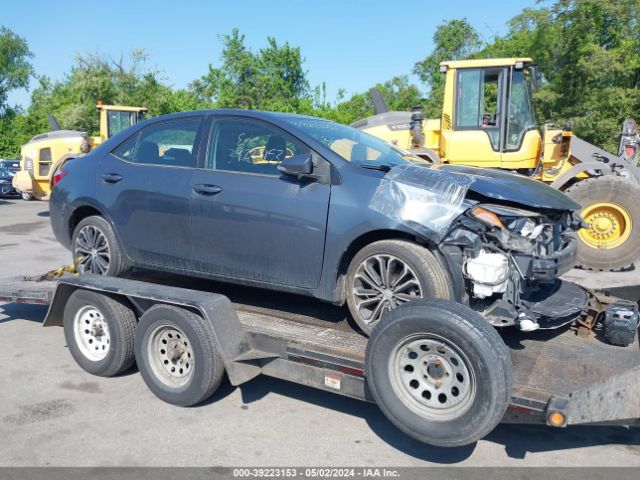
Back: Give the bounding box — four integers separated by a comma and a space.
370, 164, 473, 239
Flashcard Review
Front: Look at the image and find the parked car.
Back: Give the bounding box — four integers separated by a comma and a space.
0, 168, 18, 197
50, 110, 585, 335
0, 159, 20, 174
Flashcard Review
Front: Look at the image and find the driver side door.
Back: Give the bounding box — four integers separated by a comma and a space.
189, 116, 331, 288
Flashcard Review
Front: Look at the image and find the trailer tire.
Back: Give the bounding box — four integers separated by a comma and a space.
21, 191, 33, 201
565, 176, 640, 271
135, 304, 225, 407
365, 299, 512, 447
63, 289, 136, 377
346, 239, 454, 336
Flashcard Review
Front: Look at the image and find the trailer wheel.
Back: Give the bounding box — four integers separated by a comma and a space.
63, 289, 136, 377
135, 304, 225, 407
21, 191, 33, 201
365, 299, 512, 447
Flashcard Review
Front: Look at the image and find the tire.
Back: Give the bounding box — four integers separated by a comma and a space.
135, 304, 225, 407
345, 239, 454, 336
63, 289, 137, 377
365, 299, 512, 447
72, 215, 129, 277
21, 191, 33, 201
565, 176, 640, 271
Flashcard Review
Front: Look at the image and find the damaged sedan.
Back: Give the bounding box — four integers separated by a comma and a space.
49, 110, 585, 335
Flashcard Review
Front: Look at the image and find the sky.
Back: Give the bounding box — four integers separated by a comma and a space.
3, 0, 539, 108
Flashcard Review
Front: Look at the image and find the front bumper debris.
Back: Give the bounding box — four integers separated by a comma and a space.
484, 280, 589, 329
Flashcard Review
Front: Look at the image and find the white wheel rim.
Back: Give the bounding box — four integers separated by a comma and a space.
73, 305, 111, 361
147, 325, 195, 388
389, 334, 476, 421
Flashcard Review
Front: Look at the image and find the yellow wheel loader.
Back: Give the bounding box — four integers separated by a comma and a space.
12, 102, 147, 201
353, 58, 640, 271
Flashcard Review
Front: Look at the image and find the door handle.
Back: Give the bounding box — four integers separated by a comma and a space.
101, 173, 123, 184
192, 184, 222, 195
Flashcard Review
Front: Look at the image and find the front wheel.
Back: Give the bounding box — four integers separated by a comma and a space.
345, 239, 454, 336
365, 299, 512, 447
565, 176, 640, 271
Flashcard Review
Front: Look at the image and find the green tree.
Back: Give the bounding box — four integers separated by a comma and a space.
481, 0, 640, 151
413, 19, 483, 117
196, 29, 308, 111
0, 26, 33, 112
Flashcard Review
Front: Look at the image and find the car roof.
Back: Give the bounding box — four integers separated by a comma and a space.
140, 109, 328, 125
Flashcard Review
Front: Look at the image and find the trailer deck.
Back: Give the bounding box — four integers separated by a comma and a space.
1, 271, 639, 428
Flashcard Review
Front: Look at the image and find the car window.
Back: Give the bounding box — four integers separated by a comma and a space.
282, 117, 428, 168
112, 133, 139, 161
207, 118, 310, 175
132, 119, 201, 168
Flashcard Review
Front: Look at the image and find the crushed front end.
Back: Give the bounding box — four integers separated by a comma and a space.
369, 163, 590, 333
441, 204, 588, 331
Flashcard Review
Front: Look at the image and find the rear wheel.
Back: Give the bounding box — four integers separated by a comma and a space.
565, 176, 640, 271
365, 299, 512, 447
72, 215, 129, 277
346, 239, 454, 336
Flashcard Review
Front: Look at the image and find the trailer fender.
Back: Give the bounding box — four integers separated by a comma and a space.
43, 276, 274, 386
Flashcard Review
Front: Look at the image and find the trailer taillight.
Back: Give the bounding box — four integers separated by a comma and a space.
53, 169, 68, 187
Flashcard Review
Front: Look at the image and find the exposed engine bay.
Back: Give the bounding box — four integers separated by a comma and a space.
441, 203, 588, 332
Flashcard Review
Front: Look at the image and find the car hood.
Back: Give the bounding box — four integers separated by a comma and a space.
434, 164, 581, 211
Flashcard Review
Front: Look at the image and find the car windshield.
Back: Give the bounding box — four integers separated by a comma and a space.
0, 168, 13, 177
282, 117, 427, 168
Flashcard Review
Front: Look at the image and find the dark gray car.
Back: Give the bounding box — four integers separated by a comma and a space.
50, 109, 585, 335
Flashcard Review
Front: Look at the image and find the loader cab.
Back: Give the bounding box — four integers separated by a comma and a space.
96, 103, 148, 143
440, 58, 541, 170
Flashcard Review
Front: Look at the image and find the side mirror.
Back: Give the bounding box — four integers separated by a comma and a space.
277, 153, 313, 177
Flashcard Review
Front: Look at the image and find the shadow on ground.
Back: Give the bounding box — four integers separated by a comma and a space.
0, 302, 47, 324
237, 374, 640, 464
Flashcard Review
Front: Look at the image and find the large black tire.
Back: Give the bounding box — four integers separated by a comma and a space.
565, 176, 640, 271
71, 215, 129, 277
345, 239, 454, 336
135, 304, 225, 407
365, 299, 512, 447
63, 289, 137, 377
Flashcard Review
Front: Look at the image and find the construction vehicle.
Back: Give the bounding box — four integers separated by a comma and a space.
353, 58, 640, 272
12, 102, 147, 201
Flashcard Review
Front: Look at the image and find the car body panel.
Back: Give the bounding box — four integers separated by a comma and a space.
190, 168, 330, 288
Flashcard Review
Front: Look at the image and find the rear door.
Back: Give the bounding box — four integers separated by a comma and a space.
189, 116, 331, 288
98, 117, 204, 269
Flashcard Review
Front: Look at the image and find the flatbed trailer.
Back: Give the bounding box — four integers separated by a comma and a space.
1, 272, 639, 447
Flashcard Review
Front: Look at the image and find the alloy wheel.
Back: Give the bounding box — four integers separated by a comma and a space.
74, 225, 110, 275
352, 254, 422, 327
